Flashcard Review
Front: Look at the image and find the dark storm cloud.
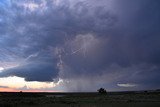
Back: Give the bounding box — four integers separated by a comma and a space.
0, 0, 116, 83
58, 0, 160, 91
0, 0, 160, 91
0, 51, 59, 82
1, 62, 58, 82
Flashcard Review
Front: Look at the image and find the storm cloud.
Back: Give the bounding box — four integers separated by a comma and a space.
0, 0, 160, 91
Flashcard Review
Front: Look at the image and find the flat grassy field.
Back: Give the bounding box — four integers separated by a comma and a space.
0, 91, 160, 107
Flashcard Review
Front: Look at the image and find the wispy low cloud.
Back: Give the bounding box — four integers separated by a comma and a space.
0, 85, 9, 88
117, 83, 137, 88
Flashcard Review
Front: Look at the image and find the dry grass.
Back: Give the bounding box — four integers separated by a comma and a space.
0, 91, 160, 107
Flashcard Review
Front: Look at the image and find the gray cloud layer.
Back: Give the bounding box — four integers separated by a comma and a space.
0, 0, 160, 91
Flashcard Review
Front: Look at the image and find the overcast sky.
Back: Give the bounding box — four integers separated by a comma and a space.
0, 0, 160, 92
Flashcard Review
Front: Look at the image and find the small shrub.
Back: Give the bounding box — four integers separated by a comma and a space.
97, 88, 107, 94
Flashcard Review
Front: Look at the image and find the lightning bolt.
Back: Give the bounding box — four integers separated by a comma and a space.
71, 47, 83, 55
70, 36, 87, 57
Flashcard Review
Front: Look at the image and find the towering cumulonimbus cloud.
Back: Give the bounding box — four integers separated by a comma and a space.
0, 0, 160, 91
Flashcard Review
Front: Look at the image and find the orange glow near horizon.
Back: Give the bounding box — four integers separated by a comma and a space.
0, 88, 17, 92
0, 87, 59, 92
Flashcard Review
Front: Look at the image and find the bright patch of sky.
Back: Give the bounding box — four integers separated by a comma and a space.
0, 76, 63, 90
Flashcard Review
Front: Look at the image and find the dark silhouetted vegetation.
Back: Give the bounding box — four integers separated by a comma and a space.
97, 88, 107, 94
0, 91, 160, 107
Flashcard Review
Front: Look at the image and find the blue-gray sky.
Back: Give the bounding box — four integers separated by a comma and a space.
0, 0, 160, 92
